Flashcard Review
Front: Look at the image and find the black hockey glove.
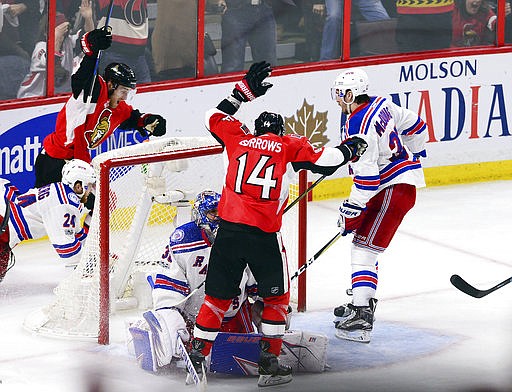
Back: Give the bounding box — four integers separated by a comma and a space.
336, 136, 368, 164
232, 61, 273, 102
84, 192, 95, 211
80, 27, 112, 56
138, 114, 167, 137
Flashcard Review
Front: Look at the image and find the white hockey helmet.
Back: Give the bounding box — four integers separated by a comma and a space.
331, 68, 369, 101
61, 159, 96, 197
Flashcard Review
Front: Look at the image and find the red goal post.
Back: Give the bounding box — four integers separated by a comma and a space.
24, 137, 308, 344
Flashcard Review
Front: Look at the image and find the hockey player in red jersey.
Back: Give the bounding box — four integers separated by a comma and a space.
188, 61, 368, 387
34, 27, 167, 188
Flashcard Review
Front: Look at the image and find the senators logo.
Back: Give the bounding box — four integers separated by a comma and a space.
84, 108, 112, 148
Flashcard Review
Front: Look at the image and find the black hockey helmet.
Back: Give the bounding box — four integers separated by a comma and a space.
254, 111, 285, 136
104, 63, 136, 89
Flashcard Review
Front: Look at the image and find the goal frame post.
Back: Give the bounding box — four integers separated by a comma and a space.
97, 145, 224, 344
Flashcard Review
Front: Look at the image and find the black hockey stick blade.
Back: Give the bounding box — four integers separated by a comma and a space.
450, 274, 512, 298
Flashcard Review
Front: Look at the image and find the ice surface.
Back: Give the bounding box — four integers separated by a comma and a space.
1, 181, 511, 392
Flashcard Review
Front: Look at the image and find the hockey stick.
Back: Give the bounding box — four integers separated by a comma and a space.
289, 232, 342, 281
85, 0, 114, 105
284, 174, 326, 213
168, 192, 333, 305
450, 274, 512, 298
176, 334, 207, 391
167, 232, 343, 307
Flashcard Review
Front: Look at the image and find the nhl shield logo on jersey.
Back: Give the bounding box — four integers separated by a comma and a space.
171, 229, 185, 242
68, 192, 80, 205
84, 108, 113, 149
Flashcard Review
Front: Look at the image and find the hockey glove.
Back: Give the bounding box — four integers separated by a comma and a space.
84, 192, 95, 211
138, 114, 167, 137
337, 199, 365, 235
336, 136, 368, 164
80, 27, 112, 56
232, 61, 273, 102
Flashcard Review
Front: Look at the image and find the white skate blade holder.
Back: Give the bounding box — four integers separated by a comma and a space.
257, 373, 292, 387
335, 328, 371, 343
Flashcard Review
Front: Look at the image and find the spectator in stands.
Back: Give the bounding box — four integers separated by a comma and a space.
302, 0, 325, 61
96, 0, 152, 83
452, 0, 511, 46
151, 0, 197, 80
3, 0, 41, 56
319, 0, 390, 60
0, 6, 29, 100
214, 0, 292, 73
395, 0, 454, 52
17, 2, 95, 98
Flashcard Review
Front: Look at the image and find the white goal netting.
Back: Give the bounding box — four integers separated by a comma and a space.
23, 137, 303, 342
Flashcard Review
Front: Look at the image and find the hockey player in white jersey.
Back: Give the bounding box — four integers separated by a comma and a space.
128, 190, 258, 371
0, 159, 96, 282
128, 190, 328, 377
330, 68, 427, 343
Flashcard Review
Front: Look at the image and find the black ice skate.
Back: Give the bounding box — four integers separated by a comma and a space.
257, 340, 292, 387
186, 338, 207, 388
334, 298, 378, 343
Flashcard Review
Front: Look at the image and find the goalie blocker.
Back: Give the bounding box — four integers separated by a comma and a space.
127, 323, 328, 375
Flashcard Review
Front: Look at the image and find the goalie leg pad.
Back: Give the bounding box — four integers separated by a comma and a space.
280, 330, 328, 373
142, 310, 175, 367
209, 332, 261, 375
129, 323, 158, 372
208, 330, 328, 375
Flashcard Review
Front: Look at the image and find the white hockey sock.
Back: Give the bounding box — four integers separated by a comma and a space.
350, 246, 379, 307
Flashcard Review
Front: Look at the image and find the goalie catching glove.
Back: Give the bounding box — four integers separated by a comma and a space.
138, 114, 167, 137
232, 61, 273, 102
80, 27, 112, 56
338, 200, 365, 235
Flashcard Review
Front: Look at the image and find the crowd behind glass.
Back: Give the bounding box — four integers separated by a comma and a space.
1, 0, 510, 102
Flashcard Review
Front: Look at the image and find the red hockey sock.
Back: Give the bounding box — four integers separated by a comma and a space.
261, 336, 283, 356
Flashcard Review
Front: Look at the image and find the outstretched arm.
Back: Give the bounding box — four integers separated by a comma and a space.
216, 61, 273, 115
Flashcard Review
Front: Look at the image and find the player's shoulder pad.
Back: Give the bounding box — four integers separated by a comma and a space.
57, 183, 81, 208
170, 222, 203, 245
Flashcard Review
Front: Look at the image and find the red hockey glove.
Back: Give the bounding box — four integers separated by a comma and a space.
232, 61, 273, 102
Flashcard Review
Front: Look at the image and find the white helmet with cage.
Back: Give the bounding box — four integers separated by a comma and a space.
330, 68, 369, 104
61, 159, 96, 197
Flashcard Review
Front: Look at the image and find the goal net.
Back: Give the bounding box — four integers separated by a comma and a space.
23, 137, 307, 343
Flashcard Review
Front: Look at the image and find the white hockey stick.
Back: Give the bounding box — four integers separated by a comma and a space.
176, 334, 207, 391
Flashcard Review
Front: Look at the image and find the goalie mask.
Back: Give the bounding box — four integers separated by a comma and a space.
104, 62, 137, 90
254, 111, 285, 136
192, 190, 221, 237
331, 68, 369, 104
61, 159, 96, 198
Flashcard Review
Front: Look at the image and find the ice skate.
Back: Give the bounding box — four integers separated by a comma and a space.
334, 298, 377, 343
187, 339, 207, 386
257, 340, 292, 387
